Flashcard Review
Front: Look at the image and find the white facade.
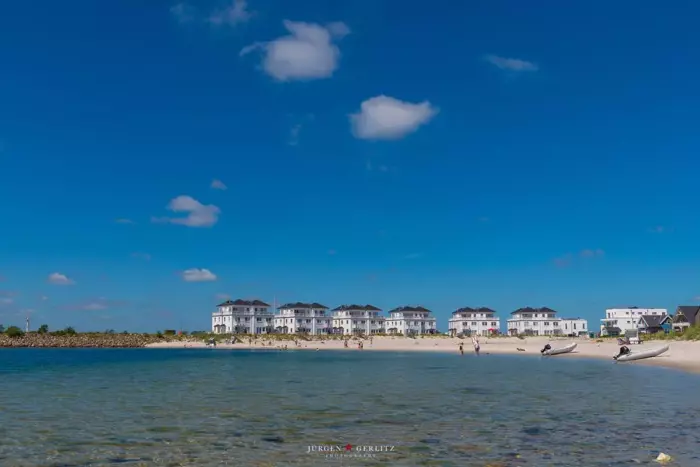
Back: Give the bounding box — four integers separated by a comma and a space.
560, 318, 588, 336
600, 307, 668, 336
331, 305, 385, 335
507, 307, 561, 336
386, 306, 438, 335
448, 307, 500, 336
273, 302, 333, 335
211, 299, 274, 334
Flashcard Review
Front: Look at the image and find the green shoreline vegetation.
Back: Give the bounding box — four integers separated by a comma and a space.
1, 323, 699, 348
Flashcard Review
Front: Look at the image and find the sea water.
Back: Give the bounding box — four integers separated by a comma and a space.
1, 348, 699, 466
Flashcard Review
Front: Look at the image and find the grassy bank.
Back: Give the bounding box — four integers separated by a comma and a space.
639, 326, 700, 341
0, 332, 186, 348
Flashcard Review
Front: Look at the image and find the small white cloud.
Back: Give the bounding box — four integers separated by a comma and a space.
241, 20, 350, 81
0, 297, 13, 305
327, 249, 337, 255
170, 2, 196, 23
48, 273, 75, 285
131, 252, 152, 261
350, 95, 438, 140
649, 226, 667, 233
153, 195, 221, 228
69, 298, 125, 311
288, 124, 302, 146
404, 252, 423, 259
553, 254, 573, 268
182, 268, 218, 282
208, 0, 253, 26
484, 54, 538, 72
580, 248, 605, 258
326, 21, 350, 38
115, 218, 134, 224
216, 293, 230, 300
211, 179, 227, 190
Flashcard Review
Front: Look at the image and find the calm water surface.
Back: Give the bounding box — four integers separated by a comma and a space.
1, 349, 699, 466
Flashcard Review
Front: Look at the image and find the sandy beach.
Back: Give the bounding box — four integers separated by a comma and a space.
146, 335, 700, 373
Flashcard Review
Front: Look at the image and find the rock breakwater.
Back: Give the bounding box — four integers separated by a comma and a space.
0, 333, 195, 348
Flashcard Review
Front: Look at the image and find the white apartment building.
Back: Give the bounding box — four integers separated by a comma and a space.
507, 307, 561, 336
331, 305, 385, 335
448, 307, 500, 336
560, 318, 588, 336
386, 306, 438, 335
273, 302, 332, 335
211, 299, 274, 334
600, 307, 668, 336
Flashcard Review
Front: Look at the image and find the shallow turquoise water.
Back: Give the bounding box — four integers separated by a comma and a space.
0, 348, 699, 466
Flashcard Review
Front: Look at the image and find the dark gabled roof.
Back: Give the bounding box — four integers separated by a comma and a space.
217, 299, 271, 307
331, 304, 382, 311
388, 305, 432, 313
277, 302, 328, 310
639, 314, 670, 328
452, 307, 496, 315
675, 306, 700, 326
510, 307, 558, 315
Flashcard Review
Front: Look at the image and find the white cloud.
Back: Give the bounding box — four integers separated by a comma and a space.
131, 252, 152, 261
216, 293, 230, 300
115, 218, 134, 224
211, 179, 227, 190
153, 195, 221, 228
366, 160, 390, 172
208, 0, 253, 26
552, 254, 573, 268
350, 95, 438, 140
170, 2, 195, 23
83, 302, 108, 311
48, 273, 75, 285
484, 54, 538, 72
288, 124, 302, 146
0, 297, 13, 305
325, 21, 350, 38
240, 20, 350, 81
580, 248, 605, 258
182, 268, 217, 282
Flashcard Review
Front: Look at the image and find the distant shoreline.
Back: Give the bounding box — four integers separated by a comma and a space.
3, 332, 698, 374
146, 336, 700, 374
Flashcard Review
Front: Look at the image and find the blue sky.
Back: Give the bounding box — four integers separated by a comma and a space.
1, 0, 699, 332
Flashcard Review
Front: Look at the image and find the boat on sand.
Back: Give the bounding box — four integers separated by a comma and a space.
541, 342, 577, 356
614, 344, 670, 362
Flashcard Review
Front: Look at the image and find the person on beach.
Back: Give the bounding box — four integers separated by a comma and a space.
459, 342, 464, 355
472, 336, 480, 356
